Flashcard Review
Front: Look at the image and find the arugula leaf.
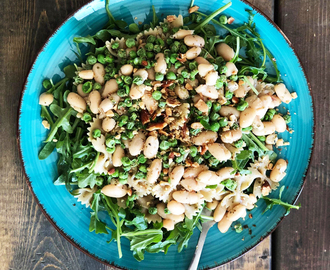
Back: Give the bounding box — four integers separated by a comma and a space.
40, 105, 54, 127
261, 186, 301, 215
91, 190, 102, 221
89, 212, 108, 234
151, 6, 159, 28
63, 65, 76, 79
38, 141, 56, 160
76, 169, 98, 188
236, 150, 252, 160
73, 36, 96, 45
105, 0, 116, 26
124, 209, 148, 230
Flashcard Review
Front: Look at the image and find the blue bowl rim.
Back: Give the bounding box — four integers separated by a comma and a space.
17, 0, 315, 269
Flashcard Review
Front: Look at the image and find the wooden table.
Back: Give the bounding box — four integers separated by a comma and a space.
0, 0, 328, 269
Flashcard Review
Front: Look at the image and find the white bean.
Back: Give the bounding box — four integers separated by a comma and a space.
226, 204, 246, 221
183, 165, 208, 178
39, 93, 54, 106
234, 85, 248, 98
245, 95, 258, 106
120, 64, 133, 76
269, 95, 282, 108
219, 106, 240, 118
185, 47, 201, 60
93, 63, 105, 85
206, 199, 219, 210
147, 68, 155, 80
102, 117, 116, 132
214, 204, 226, 222
252, 122, 276, 136
180, 177, 206, 191
274, 83, 292, 104
101, 184, 127, 198
102, 79, 118, 98
240, 107, 257, 128
246, 194, 257, 210
172, 191, 203, 204
154, 53, 167, 74
221, 129, 242, 144
216, 167, 235, 181
130, 84, 147, 100
198, 64, 214, 77
266, 134, 277, 145
113, 145, 125, 167
172, 29, 194, 39
216, 43, 235, 61
88, 90, 101, 114
143, 136, 159, 159
184, 35, 205, 47
270, 159, 287, 182
67, 92, 86, 113
195, 85, 219, 99
205, 71, 218, 86
175, 85, 189, 100
157, 202, 184, 222
163, 219, 175, 230
195, 57, 210, 65
207, 143, 231, 162
147, 159, 162, 184
227, 81, 239, 92
129, 132, 145, 156
77, 84, 88, 98
217, 217, 232, 233
167, 200, 185, 215
271, 114, 287, 133
78, 70, 93, 80
134, 69, 149, 82
192, 131, 218, 146
197, 170, 220, 185
99, 98, 114, 113
169, 165, 185, 186
225, 62, 238, 77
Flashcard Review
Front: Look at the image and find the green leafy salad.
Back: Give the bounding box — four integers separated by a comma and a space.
38, 0, 300, 261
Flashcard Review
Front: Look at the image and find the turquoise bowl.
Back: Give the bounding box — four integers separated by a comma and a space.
18, 0, 314, 269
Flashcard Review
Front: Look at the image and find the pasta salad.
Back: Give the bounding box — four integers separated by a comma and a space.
38, 0, 300, 261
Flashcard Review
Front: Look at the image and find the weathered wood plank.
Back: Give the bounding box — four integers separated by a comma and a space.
0, 0, 273, 270
272, 0, 330, 269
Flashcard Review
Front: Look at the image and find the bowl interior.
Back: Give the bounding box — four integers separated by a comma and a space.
19, 0, 314, 269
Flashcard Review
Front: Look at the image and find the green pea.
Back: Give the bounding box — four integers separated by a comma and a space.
190, 146, 198, 157
145, 43, 154, 52
189, 61, 198, 71
219, 15, 228, 24
87, 55, 97, 65
230, 75, 238, 81
127, 131, 134, 139
147, 35, 156, 43
206, 100, 213, 110
190, 128, 201, 136
126, 38, 136, 48
219, 117, 228, 127
130, 112, 138, 121
220, 65, 228, 74
137, 48, 146, 57
119, 171, 129, 180
95, 177, 104, 186
126, 121, 135, 129
180, 44, 188, 53
210, 112, 220, 121
193, 154, 204, 164
169, 139, 177, 147
170, 44, 179, 53
164, 208, 171, 214
159, 100, 166, 108
138, 154, 147, 164
133, 76, 144, 85
118, 49, 126, 58
135, 171, 146, 179
170, 53, 178, 64
123, 76, 132, 85
97, 54, 106, 64
111, 42, 120, 49
106, 137, 115, 148
176, 155, 184, 163
177, 75, 184, 85
106, 146, 116, 153
237, 100, 249, 111
160, 140, 171, 151
215, 79, 224, 89
133, 57, 141, 65
221, 179, 237, 191
166, 38, 173, 45
225, 90, 233, 100
156, 38, 165, 47
175, 61, 182, 69
129, 50, 137, 59
155, 72, 164, 81
82, 112, 92, 123
105, 55, 114, 63
208, 156, 220, 167
283, 115, 291, 124
42, 79, 52, 90
82, 81, 93, 94
121, 157, 131, 167
234, 139, 244, 148
190, 69, 199, 80
93, 82, 101, 90
152, 91, 162, 100
148, 207, 157, 215
166, 71, 176, 80
117, 89, 127, 97
181, 69, 190, 79
118, 115, 129, 127
234, 223, 243, 233
212, 102, 221, 112
92, 129, 101, 138
153, 45, 161, 53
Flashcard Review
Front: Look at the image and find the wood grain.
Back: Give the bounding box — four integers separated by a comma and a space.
0, 0, 275, 269
272, 0, 330, 269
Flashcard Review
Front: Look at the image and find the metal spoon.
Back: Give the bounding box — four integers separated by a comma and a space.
188, 210, 216, 270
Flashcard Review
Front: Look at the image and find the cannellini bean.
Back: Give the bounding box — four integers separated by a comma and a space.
157, 203, 184, 222
143, 136, 159, 158
154, 53, 167, 74
163, 219, 175, 230
217, 217, 232, 233
221, 129, 242, 143
270, 159, 287, 182
195, 85, 219, 99
129, 132, 145, 156
175, 85, 189, 100
88, 90, 101, 114
225, 62, 238, 77
102, 79, 118, 98
93, 63, 105, 85
183, 165, 208, 178
260, 94, 272, 108
216, 43, 235, 61
269, 95, 282, 108
240, 107, 257, 128
77, 84, 88, 98
130, 84, 147, 100
147, 68, 155, 80
167, 200, 185, 215
102, 117, 116, 132
205, 71, 219, 86
147, 159, 162, 184
217, 167, 235, 181
113, 145, 125, 167
180, 178, 206, 191
234, 85, 248, 98
101, 184, 127, 198
227, 81, 239, 92
198, 64, 214, 77
192, 131, 218, 145
185, 47, 201, 60
207, 199, 219, 210
226, 204, 246, 221
271, 114, 287, 132
172, 29, 194, 39
39, 93, 54, 106
78, 70, 93, 80
197, 170, 220, 185
252, 121, 276, 136
194, 99, 208, 113
169, 165, 185, 186
214, 204, 226, 222
99, 98, 114, 113
184, 35, 205, 47
266, 134, 277, 145
207, 143, 231, 162
134, 69, 149, 82
245, 95, 258, 106
220, 106, 240, 118
195, 57, 210, 65
172, 191, 203, 204
246, 194, 257, 210
67, 92, 86, 113
120, 64, 133, 76
274, 83, 292, 104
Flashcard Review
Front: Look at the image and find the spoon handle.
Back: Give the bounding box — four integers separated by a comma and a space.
188, 226, 210, 270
